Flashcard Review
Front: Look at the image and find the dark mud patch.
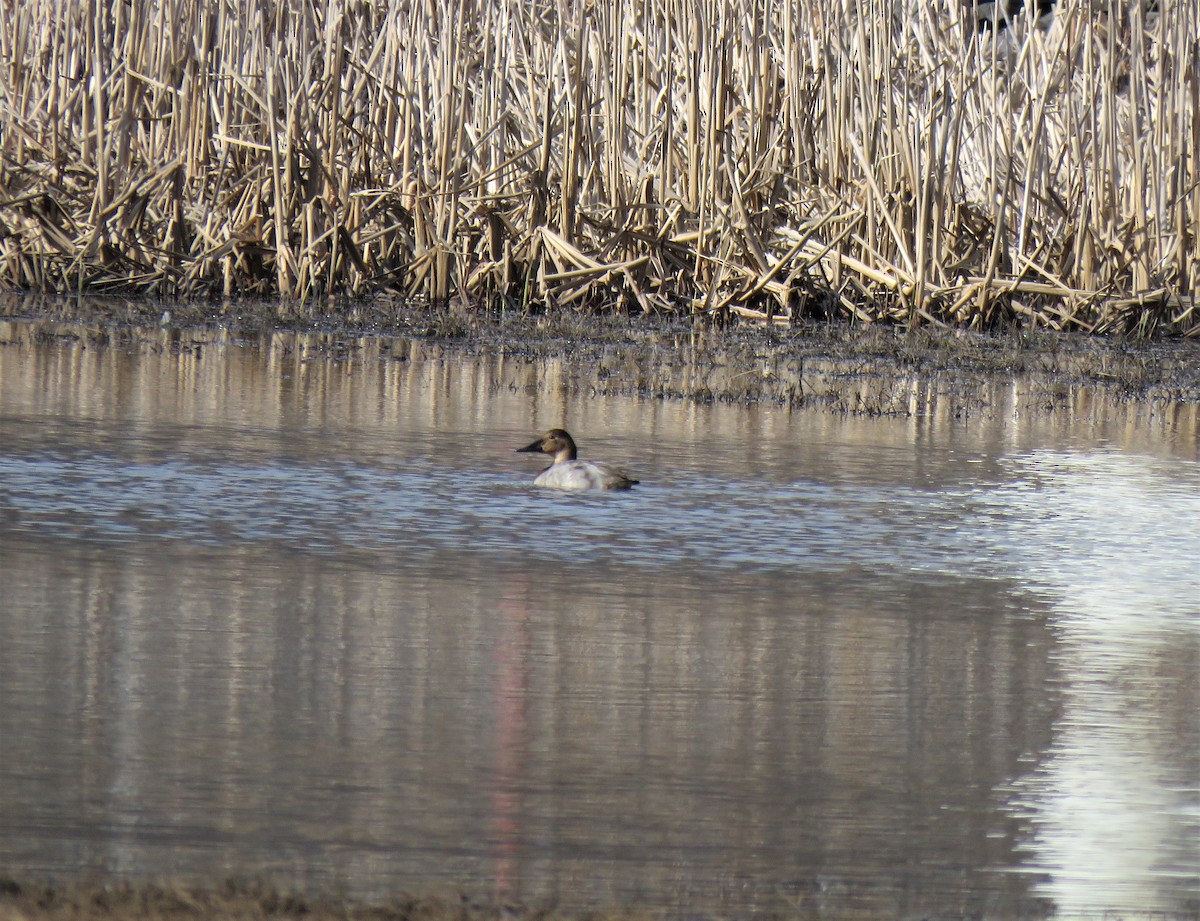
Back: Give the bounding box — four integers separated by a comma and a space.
2, 294, 1198, 414
0, 878, 660, 921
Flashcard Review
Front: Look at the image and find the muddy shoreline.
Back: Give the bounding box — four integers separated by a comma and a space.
2, 295, 1199, 414
0, 875, 1179, 921
0, 879, 651, 921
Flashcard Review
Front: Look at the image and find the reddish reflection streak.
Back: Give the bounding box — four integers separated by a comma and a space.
490, 573, 532, 905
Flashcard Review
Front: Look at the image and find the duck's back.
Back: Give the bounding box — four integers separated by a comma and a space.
533, 459, 638, 491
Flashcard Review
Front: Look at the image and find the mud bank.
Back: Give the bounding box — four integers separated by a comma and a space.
0, 879, 668, 921
2, 295, 1199, 414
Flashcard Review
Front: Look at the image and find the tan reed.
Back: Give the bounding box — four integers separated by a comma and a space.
0, 0, 1195, 334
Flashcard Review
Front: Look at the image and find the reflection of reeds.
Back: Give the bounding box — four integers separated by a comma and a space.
0, 0, 1194, 332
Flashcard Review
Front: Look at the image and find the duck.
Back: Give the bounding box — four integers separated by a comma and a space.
516, 429, 639, 491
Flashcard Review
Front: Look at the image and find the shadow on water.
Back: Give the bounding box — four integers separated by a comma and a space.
0, 321, 1197, 919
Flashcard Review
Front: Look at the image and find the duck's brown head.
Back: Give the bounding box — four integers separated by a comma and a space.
516, 428, 578, 464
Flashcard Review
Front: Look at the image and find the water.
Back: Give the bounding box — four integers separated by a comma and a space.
1, 321, 1197, 919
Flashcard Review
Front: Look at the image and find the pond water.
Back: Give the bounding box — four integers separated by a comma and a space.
0, 321, 1197, 919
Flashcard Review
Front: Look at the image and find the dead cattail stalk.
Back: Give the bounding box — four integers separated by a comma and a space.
0, 0, 1194, 332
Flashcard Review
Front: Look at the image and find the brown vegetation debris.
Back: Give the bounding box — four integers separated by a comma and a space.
0, 0, 1196, 333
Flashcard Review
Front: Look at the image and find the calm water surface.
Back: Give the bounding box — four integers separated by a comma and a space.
1, 322, 1197, 919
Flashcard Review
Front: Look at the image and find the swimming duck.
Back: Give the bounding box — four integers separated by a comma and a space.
516, 429, 639, 491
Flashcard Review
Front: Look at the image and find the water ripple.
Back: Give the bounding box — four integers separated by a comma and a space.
1, 446, 1015, 581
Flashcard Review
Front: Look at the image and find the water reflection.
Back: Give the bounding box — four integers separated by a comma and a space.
0, 321, 1197, 918
987, 453, 1200, 915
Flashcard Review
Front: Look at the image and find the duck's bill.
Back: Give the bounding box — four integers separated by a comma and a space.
516, 439, 544, 453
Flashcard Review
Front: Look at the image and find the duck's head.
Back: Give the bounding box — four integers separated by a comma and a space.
517, 428, 578, 464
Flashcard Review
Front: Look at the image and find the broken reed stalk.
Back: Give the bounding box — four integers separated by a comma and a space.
0, 0, 1195, 334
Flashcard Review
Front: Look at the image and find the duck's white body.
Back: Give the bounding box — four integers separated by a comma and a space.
517, 429, 638, 491
532, 458, 636, 491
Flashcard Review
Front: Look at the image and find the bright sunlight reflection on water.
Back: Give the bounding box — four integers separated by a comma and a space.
985, 453, 1200, 917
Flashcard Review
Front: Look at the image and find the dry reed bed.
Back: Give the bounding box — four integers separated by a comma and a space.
0, 0, 1196, 333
